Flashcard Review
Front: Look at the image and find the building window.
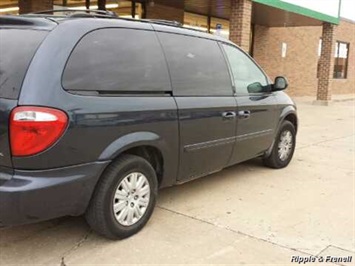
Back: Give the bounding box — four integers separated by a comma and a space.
334, 41, 350, 79
183, 12, 230, 39
317, 39, 350, 79
184, 12, 208, 32
209, 17, 230, 39
317, 38, 322, 78
53, 1, 142, 19
0, 0, 19, 15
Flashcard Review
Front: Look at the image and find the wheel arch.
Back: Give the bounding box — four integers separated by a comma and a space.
265, 107, 298, 157
122, 146, 164, 186
98, 132, 170, 187
283, 113, 298, 133
279, 106, 298, 134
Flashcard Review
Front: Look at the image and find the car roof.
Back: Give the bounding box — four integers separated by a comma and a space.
0, 14, 233, 44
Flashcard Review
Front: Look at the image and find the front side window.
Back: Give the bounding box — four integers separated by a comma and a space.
158, 33, 233, 96
62, 29, 171, 93
222, 44, 269, 95
334, 41, 349, 79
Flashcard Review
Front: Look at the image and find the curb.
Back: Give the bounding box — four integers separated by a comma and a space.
333, 97, 355, 102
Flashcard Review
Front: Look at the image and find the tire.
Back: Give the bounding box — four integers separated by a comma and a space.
263, 120, 296, 169
86, 154, 158, 240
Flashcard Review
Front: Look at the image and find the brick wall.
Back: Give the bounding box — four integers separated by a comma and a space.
230, 0, 252, 53
253, 19, 355, 97
19, 0, 53, 14
146, 4, 184, 24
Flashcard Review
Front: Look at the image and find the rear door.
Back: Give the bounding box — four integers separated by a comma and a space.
221, 44, 278, 164
0, 27, 48, 177
157, 32, 237, 181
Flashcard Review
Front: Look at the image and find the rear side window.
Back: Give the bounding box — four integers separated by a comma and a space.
157, 33, 232, 96
0, 29, 47, 99
62, 29, 171, 93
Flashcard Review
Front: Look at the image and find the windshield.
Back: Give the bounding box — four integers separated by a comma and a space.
0, 29, 48, 99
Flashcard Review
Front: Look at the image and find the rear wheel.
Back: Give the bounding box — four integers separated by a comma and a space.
264, 121, 296, 169
86, 154, 158, 239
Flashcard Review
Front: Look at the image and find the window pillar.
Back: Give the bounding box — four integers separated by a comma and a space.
19, 0, 53, 14
229, 0, 252, 53
315, 22, 336, 104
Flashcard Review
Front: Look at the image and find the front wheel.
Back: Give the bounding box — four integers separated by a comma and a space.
264, 121, 296, 169
86, 154, 158, 239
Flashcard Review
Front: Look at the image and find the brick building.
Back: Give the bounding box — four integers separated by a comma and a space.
0, 0, 354, 102
253, 18, 354, 97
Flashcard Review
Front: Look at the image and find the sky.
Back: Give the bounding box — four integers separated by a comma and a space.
340, 0, 355, 20
282, 0, 355, 21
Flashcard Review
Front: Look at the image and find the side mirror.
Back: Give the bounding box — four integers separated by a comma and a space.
247, 82, 263, 93
247, 82, 271, 94
273, 76, 288, 91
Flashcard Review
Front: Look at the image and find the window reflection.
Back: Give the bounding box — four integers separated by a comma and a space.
63, 29, 171, 92
159, 33, 233, 96
223, 44, 269, 95
334, 41, 349, 79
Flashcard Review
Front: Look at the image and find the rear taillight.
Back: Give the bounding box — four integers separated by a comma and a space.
10, 106, 68, 157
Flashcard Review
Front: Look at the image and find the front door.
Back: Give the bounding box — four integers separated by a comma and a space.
157, 32, 237, 181
222, 44, 278, 164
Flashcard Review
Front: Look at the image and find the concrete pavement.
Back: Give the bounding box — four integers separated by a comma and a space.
0, 100, 354, 265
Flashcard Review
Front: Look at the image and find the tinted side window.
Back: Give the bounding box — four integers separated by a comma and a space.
158, 33, 232, 96
0, 29, 48, 99
222, 44, 269, 95
63, 29, 171, 93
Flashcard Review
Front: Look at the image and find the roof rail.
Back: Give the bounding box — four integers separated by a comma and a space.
142, 19, 182, 27
28, 9, 118, 18
0, 15, 57, 29
23, 10, 186, 30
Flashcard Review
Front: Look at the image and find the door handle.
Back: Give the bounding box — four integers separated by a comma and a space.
238, 110, 251, 119
222, 111, 236, 120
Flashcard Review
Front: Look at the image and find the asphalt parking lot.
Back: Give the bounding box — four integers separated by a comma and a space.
0, 100, 354, 265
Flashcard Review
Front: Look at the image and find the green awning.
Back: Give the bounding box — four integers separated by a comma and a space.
253, 0, 340, 25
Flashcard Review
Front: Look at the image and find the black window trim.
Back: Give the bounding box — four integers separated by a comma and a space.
219, 41, 272, 97
61, 27, 173, 97
334, 40, 350, 80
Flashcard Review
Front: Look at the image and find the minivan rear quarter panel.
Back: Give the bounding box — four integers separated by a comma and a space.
0, 99, 17, 169
15, 19, 180, 188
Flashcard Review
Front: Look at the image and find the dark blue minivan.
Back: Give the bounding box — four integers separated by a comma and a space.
0, 12, 297, 239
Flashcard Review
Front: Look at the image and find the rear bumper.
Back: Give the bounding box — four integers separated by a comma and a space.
0, 161, 109, 226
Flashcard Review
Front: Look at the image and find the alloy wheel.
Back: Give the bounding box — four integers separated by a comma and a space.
112, 172, 150, 226
278, 130, 293, 161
